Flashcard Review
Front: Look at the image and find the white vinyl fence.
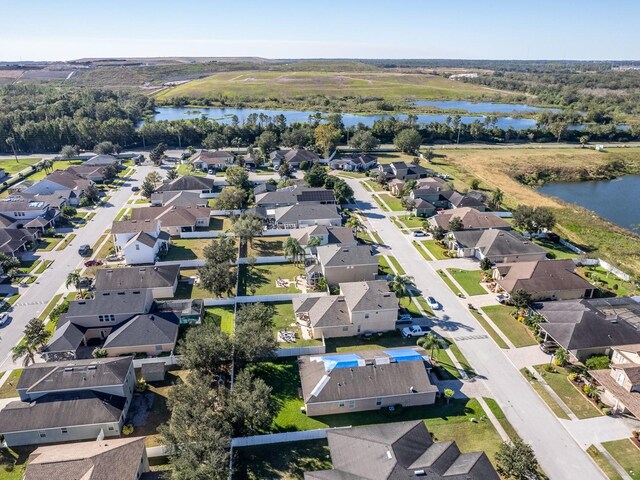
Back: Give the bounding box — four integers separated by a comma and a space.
276, 345, 326, 357
231, 427, 350, 447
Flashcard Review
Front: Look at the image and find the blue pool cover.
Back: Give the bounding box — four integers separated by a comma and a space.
322, 354, 362, 371
383, 349, 423, 363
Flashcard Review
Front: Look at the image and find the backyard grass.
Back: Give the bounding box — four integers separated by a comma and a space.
533, 365, 602, 419
378, 255, 393, 277
36, 235, 64, 252
446, 268, 486, 296
601, 439, 640, 480
0, 369, 22, 399
247, 236, 286, 258
29, 160, 83, 180
266, 301, 323, 348
237, 263, 303, 296
481, 305, 537, 348
422, 240, 448, 260
576, 265, 638, 297
520, 368, 570, 419
586, 445, 624, 480
204, 306, 235, 334
207, 216, 233, 232
437, 269, 463, 296
174, 279, 219, 300
533, 237, 579, 260
38, 293, 63, 322
387, 255, 406, 275
469, 309, 509, 349
397, 214, 426, 228
164, 238, 213, 261
235, 440, 332, 480
0, 158, 40, 174
0, 445, 35, 480
378, 193, 404, 212
325, 332, 416, 353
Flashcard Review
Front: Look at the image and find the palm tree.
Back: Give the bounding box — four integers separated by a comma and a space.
41, 158, 53, 174
491, 188, 504, 210
66, 271, 82, 297
283, 238, 304, 265
11, 343, 37, 367
346, 216, 365, 234
418, 333, 445, 361
389, 274, 415, 306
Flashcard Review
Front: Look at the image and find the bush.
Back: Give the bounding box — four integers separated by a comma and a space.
613, 284, 618, 290
568, 372, 579, 382
543, 364, 557, 373
585, 355, 610, 370
122, 424, 134, 435
602, 407, 611, 415
43, 228, 56, 237
135, 378, 148, 393
632, 430, 639, 439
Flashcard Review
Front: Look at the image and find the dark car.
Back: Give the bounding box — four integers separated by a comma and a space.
540, 341, 560, 354
131, 186, 140, 192
84, 259, 103, 267
78, 244, 91, 257
78, 277, 92, 289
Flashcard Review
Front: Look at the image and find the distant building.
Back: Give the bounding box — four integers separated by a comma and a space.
191, 150, 235, 171
329, 153, 378, 171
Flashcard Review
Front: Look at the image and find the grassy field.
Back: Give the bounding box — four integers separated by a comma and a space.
437, 269, 463, 296
533, 365, 602, 419
237, 263, 303, 296
422, 240, 449, 260
0, 158, 40, 174
204, 306, 235, 334
247, 236, 287, 258
576, 265, 638, 297
0, 369, 22, 399
378, 193, 404, 211
520, 368, 570, 420
586, 445, 624, 480
601, 439, 640, 480
446, 268, 486, 296
481, 305, 537, 348
164, 238, 213, 261
157, 70, 503, 102
533, 237, 579, 260
426, 147, 640, 273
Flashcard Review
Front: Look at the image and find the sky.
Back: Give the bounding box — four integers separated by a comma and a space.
1, 0, 638, 61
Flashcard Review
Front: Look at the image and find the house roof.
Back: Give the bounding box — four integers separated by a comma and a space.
431, 207, 510, 231
253, 182, 277, 195
111, 219, 160, 235
256, 185, 337, 207
289, 225, 356, 246
412, 177, 452, 195
299, 347, 437, 405
494, 259, 594, 294
192, 150, 235, 164
0, 228, 34, 254
293, 296, 351, 329
95, 265, 180, 292
285, 149, 320, 164
340, 281, 398, 312
129, 205, 211, 227
535, 297, 640, 351
590, 369, 640, 419
316, 244, 376, 268
125, 231, 157, 249
453, 229, 547, 258
102, 312, 180, 349
24, 437, 146, 480
149, 191, 207, 208
0, 199, 48, 212
413, 198, 435, 210
84, 154, 119, 166
339, 153, 378, 165
17, 357, 133, 394
42, 322, 86, 354
305, 421, 499, 480
0, 392, 126, 433
13, 191, 72, 208
274, 204, 340, 224
39, 171, 92, 191
156, 175, 216, 192
440, 190, 485, 208
67, 165, 106, 179
66, 290, 152, 318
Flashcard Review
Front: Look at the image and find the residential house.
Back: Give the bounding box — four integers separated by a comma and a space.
24, 170, 93, 206
493, 259, 595, 301
388, 179, 406, 197
23, 437, 149, 480
270, 148, 321, 170
449, 229, 548, 263
590, 344, 640, 420
304, 421, 499, 480
534, 297, 640, 361
409, 176, 453, 204
0, 198, 58, 234
255, 185, 337, 209
84, 154, 121, 168
156, 175, 216, 194
67, 165, 108, 182
299, 347, 438, 416
378, 161, 432, 181
0, 357, 135, 447
413, 198, 437, 217
242, 153, 258, 169
429, 207, 511, 232
290, 225, 357, 253
129, 205, 211, 236
111, 219, 170, 265
150, 190, 208, 208
0, 228, 35, 256
270, 204, 342, 230
190, 150, 235, 171
13, 191, 71, 210
441, 190, 487, 211
329, 153, 378, 171
253, 182, 276, 196
306, 244, 378, 286
43, 289, 181, 359
294, 280, 398, 339
94, 264, 180, 299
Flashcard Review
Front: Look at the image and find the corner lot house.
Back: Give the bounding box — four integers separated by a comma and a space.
304, 421, 499, 480
299, 348, 438, 416
23, 437, 149, 480
94, 264, 180, 298
111, 219, 170, 265
190, 149, 235, 171
589, 344, 640, 420
24, 170, 93, 206
493, 259, 595, 301
449, 229, 548, 263
307, 244, 378, 286
534, 297, 640, 361
429, 207, 511, 232
294, 280, 398, 339
156, 175, 216, 194
0, 357, 135, 447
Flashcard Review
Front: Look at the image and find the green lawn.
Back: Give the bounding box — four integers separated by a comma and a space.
204, 306, 235, 334
0, 158, 40, 174
174, 279, 228, 299
601, 440, 640, 480
267, 301, 323, 348
0, 369, 22, 399
113, 208, 129, 222
36, 235, 64, 252
235, 440, 332, 480
533, 365, 602, 419
324, 332, 415, 353
469, 310, 509, 349
206, 216, 233, 232
397, 214, 426, 228
449, 342, 476, 378
533, 237, 579, 260
587, 445, 624, 480
38, 293, 63, 322
412, 241, 433, 262
237, 263, 303, 296
247, 236, 286, 258
482, 397, 519, 441
370, 231, 384, 245
372, 195, 389, 212
164, 238, 214, 261
437, 269, 463, 296
33, 259, 53, 275
378, 255, 393, 276
481, 305, 537, 348
29, 160, 83, 180
336, 170, 366, 178
520, 368, 570, 420
95, 236, 115, 259
19, 259, 41, 274
56, 233, 76, 250
446, 268, 486, 296
364, 179, 385, 192
576, 265, 638, 297
177, 164, 205, 176
387, 255, 406, 275
378, 193, 404, 212
401, 295, 434, 318
422, 240, 448, 260
0, 446, 36, 480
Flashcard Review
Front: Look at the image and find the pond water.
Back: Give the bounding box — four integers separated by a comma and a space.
538, 175, 640, 231
412, 100, 561, 114
151, 106, 539, 130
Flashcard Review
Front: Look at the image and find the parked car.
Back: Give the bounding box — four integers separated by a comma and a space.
208, 169, 215, 175
0, 312, 9, 327
398, 313, 412, 321
84, 259, 103, 267
78, 244, 91, 256
401, 325, 430, 338
540, 341, 560, 354
131, 186, 140, 192
427, 296, 440, 310
412, 230, 428, 237
496, 294, 508, 304
78, 277, 92, 289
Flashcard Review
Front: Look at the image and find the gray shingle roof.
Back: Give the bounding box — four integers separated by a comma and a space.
156, 175, 215, 192
150, 191, 207, 208
95, 265, 179, 292
293, 296, 351, 329
274, 204, 340, 224
494, 259, 593, 294
289, 226, 356, 246
84, 154, 119, 166
66, 290, 152, 318
453, 229, 547, 257
340, 281, 398, 312
256, 185, 336, 207
316, 244, 376, 268
102, 312, 180, 349
431, 207, 510, 231
111, 219, 159, 235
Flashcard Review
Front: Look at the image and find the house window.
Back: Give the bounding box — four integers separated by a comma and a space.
338, 401, 345, 407
110, 314, 116, 322
108, 426, 114, 431
342, 326, 349, 332
617, 371, 625, 386
364, 313, 369, 319
135, 244, 140, 250
39, 432, 46, 438
155, 345, 163, 351
98, 315, 104, 322
376, 398, 382, 406
348, 400, 356, 409
61, 428, 68, 434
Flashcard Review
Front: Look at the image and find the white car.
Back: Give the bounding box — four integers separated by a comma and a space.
412, 230, 428, 237
0, 312, 9, 327
427, 296, 440, 310
401, 325, 430, 338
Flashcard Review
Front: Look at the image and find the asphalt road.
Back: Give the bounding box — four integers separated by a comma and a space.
347, 179, 605, 480
0, 165, 155, 370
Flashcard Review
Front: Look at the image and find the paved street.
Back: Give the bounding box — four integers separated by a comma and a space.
0, 165, 155, 371
347, 178, 607, 480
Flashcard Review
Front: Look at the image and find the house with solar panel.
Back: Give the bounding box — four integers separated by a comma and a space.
299, 347, 438, 416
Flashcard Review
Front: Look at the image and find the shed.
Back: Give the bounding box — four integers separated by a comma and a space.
141, 361, 166, 382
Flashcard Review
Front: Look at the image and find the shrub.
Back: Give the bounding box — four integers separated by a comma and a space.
585, 355, 610, 370
4, 462, 14, 472
602, 407, 611, 415
613, 284, 618, 290
583, 384, 599, 399
568, 372, 579, 382
543, 364, 557, 373
122, 424, 134, 435
135, 378, 147, 393
632, 430, 639, 439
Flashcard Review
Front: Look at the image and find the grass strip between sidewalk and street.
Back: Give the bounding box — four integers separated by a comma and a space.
586, 445, 623, 480
519, 368, 570, 420
601, 439, 640, 480
469, 309, 509, 349
436, 269, 463, 296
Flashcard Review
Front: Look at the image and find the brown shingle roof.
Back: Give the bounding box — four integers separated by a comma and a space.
494, 259, 594, 294
431, 207, 510, 231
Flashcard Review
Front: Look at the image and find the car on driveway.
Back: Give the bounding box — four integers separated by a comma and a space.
0, 312, 9, 327
78, 277, 92, 289
401, 325, 430, 338
84, 259, 103, 267
540, 341, 560, 354
427, 296, 440, 310
412, 230, 428, 237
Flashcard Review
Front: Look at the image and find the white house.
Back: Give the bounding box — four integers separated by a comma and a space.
111, 219, 170, 265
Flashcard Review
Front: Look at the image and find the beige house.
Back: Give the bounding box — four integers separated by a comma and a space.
129, 205, 211, 236
293, 280, 398, 339
299, 347, 438, 416
590, 344, 640, 419
449, 229, 548, 263
429, 207, 511, 232
306, 244, 378, 286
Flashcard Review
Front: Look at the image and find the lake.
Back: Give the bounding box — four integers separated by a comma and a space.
538, 175, 640, 231
412, 100, 561, 114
